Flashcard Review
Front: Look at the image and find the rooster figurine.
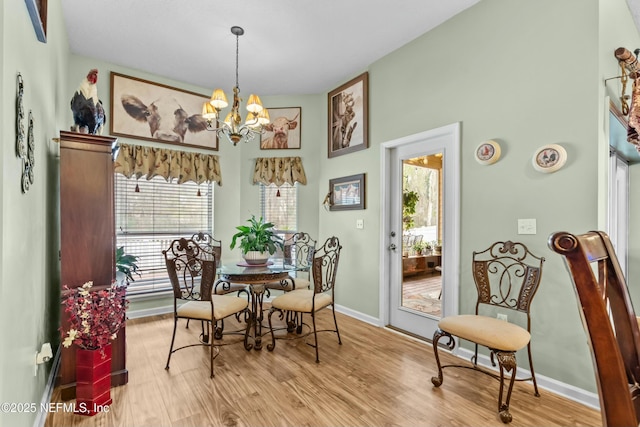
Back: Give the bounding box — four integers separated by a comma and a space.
70, 69, 106, 135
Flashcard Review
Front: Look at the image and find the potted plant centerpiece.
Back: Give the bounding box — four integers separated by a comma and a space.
230, 215, 284, 265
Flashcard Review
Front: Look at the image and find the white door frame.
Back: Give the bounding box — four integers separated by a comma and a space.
379, 122, 461, 328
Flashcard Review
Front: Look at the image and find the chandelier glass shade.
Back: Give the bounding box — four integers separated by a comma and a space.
202, 26, 270, 146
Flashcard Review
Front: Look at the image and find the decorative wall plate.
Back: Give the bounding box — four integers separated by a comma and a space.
532, 144, 567, 173
475, 140, 501, 165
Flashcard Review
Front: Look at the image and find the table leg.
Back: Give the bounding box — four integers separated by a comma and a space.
251, 284, 266, 350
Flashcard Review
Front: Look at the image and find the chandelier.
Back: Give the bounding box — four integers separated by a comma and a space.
202, 26, 270, 146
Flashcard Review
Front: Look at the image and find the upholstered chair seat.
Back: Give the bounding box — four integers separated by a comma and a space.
270, 289, 332, 313
177, 295, 249, 321
438, 315, 531, 352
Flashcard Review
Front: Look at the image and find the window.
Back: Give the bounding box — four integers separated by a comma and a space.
261, 183, 297, 239
115, 174, 213, 295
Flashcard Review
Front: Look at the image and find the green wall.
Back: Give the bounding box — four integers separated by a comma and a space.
319, 0, 602, 392
1, 1, 70, 426
3, 1, 640, 425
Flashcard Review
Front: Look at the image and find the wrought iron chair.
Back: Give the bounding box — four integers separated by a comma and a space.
163, 238, 250, 378
191, 231, 247, 295
431, 241, 544, 424
549, 231, 640, 427
265, 232, 317, 292
267, 236, 342, 362
264, 232, 317, 332
188, 232, 248, 335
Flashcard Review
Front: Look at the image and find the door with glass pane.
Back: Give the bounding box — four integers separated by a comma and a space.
383, 125, 460, 340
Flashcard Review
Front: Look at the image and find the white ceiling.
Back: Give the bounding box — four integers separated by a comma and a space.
61, 0, 480, 96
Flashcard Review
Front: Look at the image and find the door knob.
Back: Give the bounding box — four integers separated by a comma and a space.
389, 243, 397, 251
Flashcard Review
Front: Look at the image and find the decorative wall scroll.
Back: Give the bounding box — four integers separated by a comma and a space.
17, 74, 25, 158
16, 73, 35, 193
475, 140, 501, 165
532, 144, 567, 173
24, 111, 35, 192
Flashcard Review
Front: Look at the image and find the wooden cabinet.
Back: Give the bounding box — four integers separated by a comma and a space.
58, 131, 127, 400
403, 254, 441, 277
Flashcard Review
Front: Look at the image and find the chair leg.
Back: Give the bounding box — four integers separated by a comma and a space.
471, 343, 479, 366
526, 342, 540, 396
331, 305, 342, 345
296, 313, 304, 334
495, 351, 518, 424
210, 332, 215, 379
285, 310, 296, 333
165, 317, 178, 370
266, 307, 278, 352
200, 320, 210, 343
243, 308, 252, 350
431, 328, 449, 387
214, 319, 223, 340
312, 311, 320, 363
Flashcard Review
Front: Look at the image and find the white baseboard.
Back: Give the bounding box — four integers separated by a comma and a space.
127, 304, 173, 319
334, 303, 382, 327
33, 344, 61, 427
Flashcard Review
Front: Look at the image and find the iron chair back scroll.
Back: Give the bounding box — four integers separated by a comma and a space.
191, 232, 222, 268
163, 238, 250, 378
431, 240, 545, 424
191, 231, 248, 299
267, 236, 342, 363
266, 232, 317, 292
549, 231, 640, 427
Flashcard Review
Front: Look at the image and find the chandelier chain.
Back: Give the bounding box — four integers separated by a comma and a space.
235, 32, 240, 90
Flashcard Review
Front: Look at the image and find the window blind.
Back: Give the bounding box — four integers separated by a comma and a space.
260, 183, 297, 234
115, 174, 213, 295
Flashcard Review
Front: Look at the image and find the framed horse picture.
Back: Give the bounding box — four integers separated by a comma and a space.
328, 72, 368, 158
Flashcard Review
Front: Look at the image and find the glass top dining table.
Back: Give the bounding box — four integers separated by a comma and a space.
217, 259, 299, 284
216, 259, 305, 351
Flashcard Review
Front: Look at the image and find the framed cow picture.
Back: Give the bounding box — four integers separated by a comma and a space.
110, 72, 218, 151
259, 107, 301, 150
328, 72, 368, 158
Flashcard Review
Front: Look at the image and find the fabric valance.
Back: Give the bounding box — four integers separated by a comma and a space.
252, 157, 307, 186
113, 143, 222, 186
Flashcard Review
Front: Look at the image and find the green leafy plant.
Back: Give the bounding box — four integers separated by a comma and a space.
413, 241, 427, 254
230, 215, 284, 255
402, 190, 420, 229
115, 246, 140, 282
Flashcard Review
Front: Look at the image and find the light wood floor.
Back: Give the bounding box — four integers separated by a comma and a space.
45, 309, 601, 427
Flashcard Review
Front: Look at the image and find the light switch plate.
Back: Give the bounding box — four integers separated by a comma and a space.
517, 218, 536, 235
356, 219, 364, 229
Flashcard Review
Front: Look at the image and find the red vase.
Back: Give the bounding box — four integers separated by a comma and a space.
75, 344, 112, 416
